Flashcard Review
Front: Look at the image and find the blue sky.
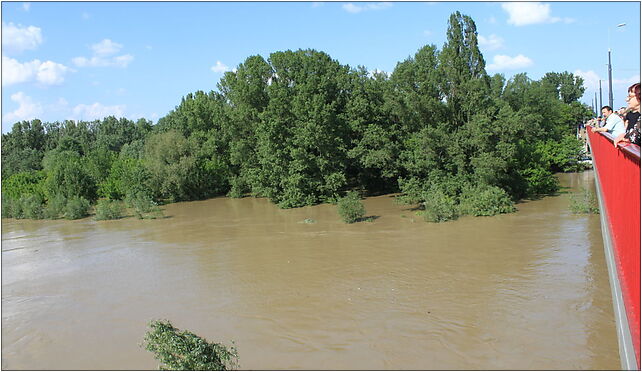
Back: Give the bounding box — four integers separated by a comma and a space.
2, 1, 640, 133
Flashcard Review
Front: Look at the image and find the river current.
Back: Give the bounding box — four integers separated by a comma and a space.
1, 171, 620, 369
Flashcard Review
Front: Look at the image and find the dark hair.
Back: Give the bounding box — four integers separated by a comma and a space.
628, 83, 641, 102
601, 105, 613, 112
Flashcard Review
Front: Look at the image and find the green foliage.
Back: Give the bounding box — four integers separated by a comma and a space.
1, 12, 590, 223
569, 187, 600, 214
520, 167, 559, 196
422, 188, 459, 223
99, 157, 151, 200
337, 191, 366, 223
1, 193, 45, 219
2, 170, 46, 200
44, 194, 67, 219
64, 196, 90, 220
459, 184, 516, 216
94, 199, 125, 220
20, 194, 45, 219
143, 320, 239, 371
42, 150, 97, 202
126, 191, 164, 219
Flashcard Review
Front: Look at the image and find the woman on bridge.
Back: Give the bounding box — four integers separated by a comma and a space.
614, 83, 641, 147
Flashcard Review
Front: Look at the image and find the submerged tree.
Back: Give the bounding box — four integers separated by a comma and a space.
143, 320, 238, 371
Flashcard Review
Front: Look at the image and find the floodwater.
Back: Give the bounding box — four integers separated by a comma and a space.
2, 171, 620, 370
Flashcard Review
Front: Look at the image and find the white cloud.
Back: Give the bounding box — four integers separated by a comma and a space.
614, 74, 641, 87
113, 54, 134, 67
574, 69, 601, 91
91, 39, 122, 56
423, 30, 433, 37
3, 92, 43, 123
211, 61, 231, 73
501, 2, 573, 26
2, 22, 42, 54
487, 54, 534, 71
342, 2, 392, 13
72, 102, 126, 121
23, 2, 30, 11
36, 60, 70, 85
73, 39, 133, 68
478, 34, 504, 51
82, 12, 90, 20
2, 56, 70, 86
311, 2, 324, 7
488, 16, 497, 24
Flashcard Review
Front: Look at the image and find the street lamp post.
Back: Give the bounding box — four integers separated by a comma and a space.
607, 23, 626, 109
599, 80, 603, 109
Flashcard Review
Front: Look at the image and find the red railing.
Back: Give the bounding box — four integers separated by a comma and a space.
587, 130, 640, 369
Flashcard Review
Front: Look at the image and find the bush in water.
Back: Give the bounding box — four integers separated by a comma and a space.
64, 196, 90, 220
44, 194, 67, 219
458, 185, 516, 217
143, 319, 239, 371
20, 194, 45, 219
94, 199, 126, 220
569, 187, 600, 214
422, 188, 459, 223
337, 191, 366, 223
126, 191, 163, 219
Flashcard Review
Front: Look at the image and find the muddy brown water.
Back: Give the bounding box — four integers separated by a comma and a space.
2, 171, 620, 370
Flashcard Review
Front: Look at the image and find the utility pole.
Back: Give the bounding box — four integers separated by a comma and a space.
608, 50, 614, 108
599, 80, 603, 109
607, 23, 626, 109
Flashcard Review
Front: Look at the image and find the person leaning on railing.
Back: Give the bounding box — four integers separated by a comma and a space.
614, 83, 641, 147
592, 105, 626, 137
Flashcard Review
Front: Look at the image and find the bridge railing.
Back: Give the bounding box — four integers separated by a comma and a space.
587, 130, 640, 370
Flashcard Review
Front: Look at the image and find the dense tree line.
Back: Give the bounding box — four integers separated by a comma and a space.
2, 12, 593, 221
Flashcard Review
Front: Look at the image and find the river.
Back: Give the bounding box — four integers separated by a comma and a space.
1, 171, 620, 369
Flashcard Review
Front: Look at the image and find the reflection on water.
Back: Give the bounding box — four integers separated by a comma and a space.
1, 171, 619, 369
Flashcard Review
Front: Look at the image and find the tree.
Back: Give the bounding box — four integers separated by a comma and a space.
42, 150, 97, 202
1, 119, 47, 179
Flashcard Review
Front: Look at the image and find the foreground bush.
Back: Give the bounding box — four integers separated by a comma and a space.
94, 199, 125, 220
337, 191, 366, 223
422, 189, 459, 222
143, 320, 238, 371
459, 185, 516, 216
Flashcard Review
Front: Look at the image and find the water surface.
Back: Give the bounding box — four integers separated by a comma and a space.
1, 171, 619, 369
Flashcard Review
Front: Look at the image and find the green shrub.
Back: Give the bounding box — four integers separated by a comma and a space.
64, 196, 90, 220
569, 187, 600, 214
19, 194, 45, 219
459, 185, 516, 216
44, 194, 67, 219
94, 199, 125, 220
2, 170, 46, 201
422, 189, 459, 222
143, 319, 239, 371
126, 191, 164, 219
521, 167, 559, 196
337, 191, 366, 223
2, 194, 22, 218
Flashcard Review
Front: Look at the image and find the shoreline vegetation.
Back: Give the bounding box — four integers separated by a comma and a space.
2, 12, 592, 224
